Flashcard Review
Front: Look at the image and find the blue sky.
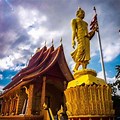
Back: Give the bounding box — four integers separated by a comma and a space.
0, 0, 120, 91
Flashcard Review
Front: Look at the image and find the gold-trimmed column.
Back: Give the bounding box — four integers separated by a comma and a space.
12, 97, 17, 115
5, 99, 9, 115
40, 76, 46, 111
26, 84, 34, 115
9, 97, 12, 115
1, 99, 5, 115
15, 94, 19, 115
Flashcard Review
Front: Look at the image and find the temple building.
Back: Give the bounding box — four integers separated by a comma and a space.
0, 44, 73, 120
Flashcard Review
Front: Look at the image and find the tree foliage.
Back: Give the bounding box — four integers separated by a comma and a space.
108, 65, 120, 95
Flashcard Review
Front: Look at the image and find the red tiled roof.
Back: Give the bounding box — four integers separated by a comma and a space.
3, 45, 73, 90
12, 46, 47, 81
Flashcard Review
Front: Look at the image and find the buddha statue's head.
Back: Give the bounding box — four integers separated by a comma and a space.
76, 8, 85, 19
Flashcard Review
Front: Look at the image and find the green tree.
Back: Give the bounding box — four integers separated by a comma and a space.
109, 65, 120, 117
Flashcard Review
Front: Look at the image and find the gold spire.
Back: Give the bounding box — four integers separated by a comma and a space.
52, 39, 54, 46
45, 41, 46, 47
93, 6, 96, 13
36, 47, 40, 53
60, 37, 62, 45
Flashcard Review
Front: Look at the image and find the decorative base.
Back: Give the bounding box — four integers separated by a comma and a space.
68, 116, 114, 120
64, 69, 114, 117
67, 69, 107, 89
73, 69, 97, 78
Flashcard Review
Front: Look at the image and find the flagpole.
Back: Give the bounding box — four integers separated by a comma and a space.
93, 7, 107, 82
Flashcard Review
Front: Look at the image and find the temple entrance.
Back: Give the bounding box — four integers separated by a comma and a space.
17, 88, 28, 115
46, 82, 64, 115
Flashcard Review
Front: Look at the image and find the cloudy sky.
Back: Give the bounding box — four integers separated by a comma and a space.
0, 0, 120, 91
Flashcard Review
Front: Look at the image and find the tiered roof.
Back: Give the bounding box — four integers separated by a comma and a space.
2, 44, 73, 93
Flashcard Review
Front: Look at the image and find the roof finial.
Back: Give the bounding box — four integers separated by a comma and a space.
36, 47, 40, 52
93, 6, 97, 14
60, 37, 62, 45
52, 39, 54, 46
45, 41, 46, 47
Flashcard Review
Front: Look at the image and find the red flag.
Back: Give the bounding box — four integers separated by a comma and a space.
90, 14, 98, 30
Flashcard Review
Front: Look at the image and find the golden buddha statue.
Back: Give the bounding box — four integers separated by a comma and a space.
64, 8, 114, 118
71, 8, 97, 71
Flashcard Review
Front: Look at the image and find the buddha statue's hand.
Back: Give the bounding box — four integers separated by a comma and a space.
93, 26, 98, 32
72, 40, 76, 49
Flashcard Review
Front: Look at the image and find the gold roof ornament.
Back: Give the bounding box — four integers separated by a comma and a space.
52, 39, 54, 46
45, 41, 46, 47
36, 47, 40, 53
60, 37, 62, 45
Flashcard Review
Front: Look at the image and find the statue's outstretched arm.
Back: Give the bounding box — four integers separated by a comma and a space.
71, 19, 77, 49
88, 27, 98, 40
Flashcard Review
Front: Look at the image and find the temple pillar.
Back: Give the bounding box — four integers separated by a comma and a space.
12, 97, 16, 114
1, 99, 5, 115
26, 84, 34, 115
9, 97, 12, 115
4, 99, 8, 115
3, 99, 6, 115
40, 76, 46, 111
15, 94, 19, 115
7, 98, 11, 115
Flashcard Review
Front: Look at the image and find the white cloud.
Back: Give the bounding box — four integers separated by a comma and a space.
0, 52, 27, 71
0, 74, 3, 80
18, 43, 31, 51
17, 6, 47, 29
0, 30, 18, 56
13, 65, 25, 71
68, 61, 74, 72
0, 56, 14, 70
0, 30, 18, 43
17, 5, 64, 47
103, 43, 120, 62
28, 27, 63, 44
0, 85, 4, 91
99, 20, 120, 62
97, 71, 115, 83
28, 27, 47, 40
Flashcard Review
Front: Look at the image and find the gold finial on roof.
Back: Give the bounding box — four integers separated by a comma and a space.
45, 41, 46, 47
52, 39, 54, 46
60, 37, 62, 45
36, 47, 40, 52
93, 6, 96, 13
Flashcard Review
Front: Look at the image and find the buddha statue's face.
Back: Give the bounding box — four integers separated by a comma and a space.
76, 8, 85, 19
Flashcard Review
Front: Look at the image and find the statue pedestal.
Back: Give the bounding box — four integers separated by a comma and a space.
64, 69, 114, 120
67, 69, 106, 89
